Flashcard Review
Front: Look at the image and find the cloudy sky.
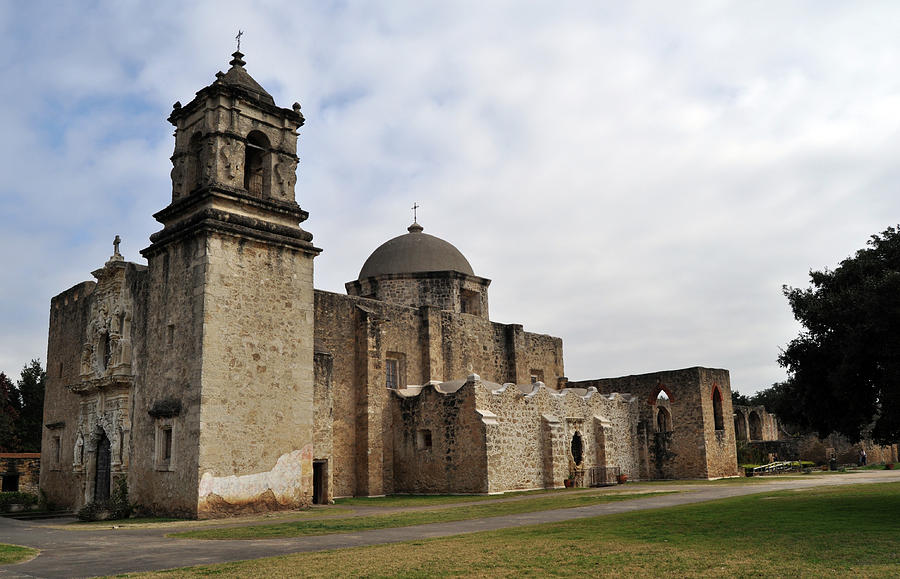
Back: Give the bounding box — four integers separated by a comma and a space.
2, 1, 898, 394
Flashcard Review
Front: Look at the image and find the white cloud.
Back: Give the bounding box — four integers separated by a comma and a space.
2, 1, 899, 394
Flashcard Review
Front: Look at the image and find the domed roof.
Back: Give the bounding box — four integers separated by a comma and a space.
358, 223, 475, 280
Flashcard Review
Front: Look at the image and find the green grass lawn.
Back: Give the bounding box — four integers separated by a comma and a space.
132, 481, 900, 577
0, 544, 39, 565
170, 490, 674, 539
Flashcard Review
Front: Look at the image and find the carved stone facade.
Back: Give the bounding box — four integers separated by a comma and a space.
41, 52, 741, 519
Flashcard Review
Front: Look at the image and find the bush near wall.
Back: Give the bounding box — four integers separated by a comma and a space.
0, 491, 39, 512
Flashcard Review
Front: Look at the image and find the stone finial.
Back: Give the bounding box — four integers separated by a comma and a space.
292, 102, 302, 113
172, 101, 181, 110
408, 222, 424, 233
229, 51, 246, 68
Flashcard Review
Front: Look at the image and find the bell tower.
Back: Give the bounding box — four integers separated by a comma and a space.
138, 51, 320, 517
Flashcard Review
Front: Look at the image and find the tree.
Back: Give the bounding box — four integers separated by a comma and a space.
15, 359, 46, 452
0, 372, 21, 452
779, 226, 900, 444
731, 389, 751, 406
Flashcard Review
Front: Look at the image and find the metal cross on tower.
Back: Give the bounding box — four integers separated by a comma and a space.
235, 30, 244, 52
411, 202, 420, 223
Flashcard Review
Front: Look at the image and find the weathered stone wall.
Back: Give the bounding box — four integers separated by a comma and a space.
475, 381, 641, 490
314, 288, 567, 498
439, 316, 564, 387
569, 367, 739, 479
313, 350, 334, 502
194, 233, 316, 517
347, 272, 491, 319
391, 382, 489, 493
389, 377, 641, 494
42, 281, 96, 508
132, 238, 203, 517
733, 405, 780, 442
1, 454, 40, 494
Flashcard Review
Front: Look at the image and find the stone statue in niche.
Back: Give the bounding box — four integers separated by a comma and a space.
73, 434, 84, 468
80, 343, 94, 377
219, 140, 242, 184
274, 158, 297, 198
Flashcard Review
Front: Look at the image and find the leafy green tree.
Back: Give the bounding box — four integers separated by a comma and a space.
779, 226, 900, 444
15, 359, 46, 452
0, 372, 22, 452
731, 389, 751, 406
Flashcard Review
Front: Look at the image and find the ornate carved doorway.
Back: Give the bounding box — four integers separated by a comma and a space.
94, 433, 111, 502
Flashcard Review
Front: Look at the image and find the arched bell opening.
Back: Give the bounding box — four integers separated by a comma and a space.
244, 130, 270, 197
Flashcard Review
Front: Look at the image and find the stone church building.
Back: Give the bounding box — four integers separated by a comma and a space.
40, 52, 739, 518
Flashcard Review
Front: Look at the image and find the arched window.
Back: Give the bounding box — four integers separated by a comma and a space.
571, 431, 583, 466
712, 385, 724, 431
244, 131, 269, 196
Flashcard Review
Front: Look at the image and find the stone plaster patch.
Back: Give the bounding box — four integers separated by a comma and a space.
199, 446, 311, 504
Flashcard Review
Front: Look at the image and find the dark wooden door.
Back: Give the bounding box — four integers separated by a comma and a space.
94, 433, 111, 502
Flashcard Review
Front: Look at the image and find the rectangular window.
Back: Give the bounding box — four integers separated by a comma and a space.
53, 435, 61, 468
385, 358, 399, 389
156, 424, 174, 471
417, 429, 433, 450
386, 352, 407, 390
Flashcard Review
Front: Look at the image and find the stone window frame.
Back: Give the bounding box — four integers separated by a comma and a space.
155, 421, 175, 472
385, 352, 406, 390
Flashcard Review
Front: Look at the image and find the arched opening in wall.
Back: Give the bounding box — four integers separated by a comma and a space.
571, 431, 583, 467
734, 413, 748, 441
656, 406, 672, 432
187, 132, 203, 193
648, 384, 673, 405
749, 411, 762, 441
244, 130, 269, 196
712, 385, 724, 431
94, 432, 112, 503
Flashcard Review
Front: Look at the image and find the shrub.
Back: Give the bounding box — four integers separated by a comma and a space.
0, 492, 39, 512
77, 478, 132, 521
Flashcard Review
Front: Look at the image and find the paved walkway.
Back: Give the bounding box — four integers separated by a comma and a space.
2, 470, 899, 578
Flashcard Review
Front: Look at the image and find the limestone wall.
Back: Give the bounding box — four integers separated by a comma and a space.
391, 382, 489, 493
134, 238, 204, 517
42, 281, 96, 508
1, 454, 41, 494
569, 367, 739, 479
195, 233, 316, 516
474, 381, 641, 490
314, 289, 567, 498
347, 272, 491, 319
389, 377, 641, 494
733, 405, 780, 442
